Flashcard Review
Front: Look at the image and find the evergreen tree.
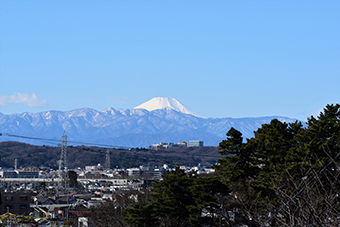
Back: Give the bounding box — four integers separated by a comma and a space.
124, 199, 159, 227
125, 167, 196, 227
151, 167, 196, 227
189, 176, 230, 226
248, 119, 303, 207
215, 127, 255, 184
301, 103, 340, 159
125, 167, 231, 227
214, 104, 340, 226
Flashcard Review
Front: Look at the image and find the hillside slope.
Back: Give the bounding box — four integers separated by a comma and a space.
0, 141, 220, 169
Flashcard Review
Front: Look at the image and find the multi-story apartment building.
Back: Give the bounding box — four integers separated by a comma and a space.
0, 190, 33, 215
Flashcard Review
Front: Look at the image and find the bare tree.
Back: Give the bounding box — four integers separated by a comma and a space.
86, 189, 150, 227
267, 148, 340, 227
233, 148, 340, 227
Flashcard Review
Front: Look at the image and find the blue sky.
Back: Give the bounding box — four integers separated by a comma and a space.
0, 1, 339, 121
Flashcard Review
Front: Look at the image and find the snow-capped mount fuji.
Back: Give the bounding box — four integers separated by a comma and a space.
133, 97, 202, 118
0, 98, 302, 148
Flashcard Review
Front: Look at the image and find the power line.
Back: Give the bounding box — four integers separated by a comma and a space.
1, 132, 130, 149
0, 132, 223, 159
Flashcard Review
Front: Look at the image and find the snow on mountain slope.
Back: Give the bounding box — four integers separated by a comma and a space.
0, 98, 302, 147
133, 97, 202, 117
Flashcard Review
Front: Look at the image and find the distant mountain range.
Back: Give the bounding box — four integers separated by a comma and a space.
0, 97, 301, 147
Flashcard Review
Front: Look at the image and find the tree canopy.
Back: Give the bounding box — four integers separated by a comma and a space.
214, 103, 340, 226
125, 167, 230, 227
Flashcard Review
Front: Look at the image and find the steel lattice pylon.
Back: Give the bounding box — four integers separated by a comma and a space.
60, 130, 68, 171
105, 148, 111, 171
59, 130, 68, 189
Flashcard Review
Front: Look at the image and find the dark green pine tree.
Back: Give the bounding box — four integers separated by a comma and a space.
213, 104, 340, 226
291, 104, 340, 194
246, 119, 303, 207
302, 103, 340, 160
215, 120, 305, 209
189, 176, 230, 226
125, 167, 231, 227
124, 199, 159, 227
125, 167, 196, 227
150, 166, 196, 227
250, 119, 304, 167
215, 127, 256, 184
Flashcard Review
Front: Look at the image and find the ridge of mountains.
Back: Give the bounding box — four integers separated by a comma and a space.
0, 97, 301, 147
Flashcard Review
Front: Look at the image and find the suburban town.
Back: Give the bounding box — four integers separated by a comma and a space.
0, 140, 215, 226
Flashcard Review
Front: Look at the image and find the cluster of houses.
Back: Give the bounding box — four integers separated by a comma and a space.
0, 163, 215, 226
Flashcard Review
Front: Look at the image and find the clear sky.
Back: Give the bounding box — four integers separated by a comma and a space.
0, 1, 339, 121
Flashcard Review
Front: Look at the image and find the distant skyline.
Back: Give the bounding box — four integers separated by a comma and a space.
0, 1, 339, 121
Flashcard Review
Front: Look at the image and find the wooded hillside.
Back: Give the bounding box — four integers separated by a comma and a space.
0, 142, 219, 169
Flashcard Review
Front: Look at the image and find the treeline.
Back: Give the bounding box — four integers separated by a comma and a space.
0, 142, 219, 169
88, 104, 340, 227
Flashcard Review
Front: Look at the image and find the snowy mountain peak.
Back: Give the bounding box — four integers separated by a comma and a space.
133, 97, 202, 117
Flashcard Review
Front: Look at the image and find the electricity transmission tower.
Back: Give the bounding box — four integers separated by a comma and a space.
105, 149, 110, 171
61, 131, 68, 171
59, 131, 68, 188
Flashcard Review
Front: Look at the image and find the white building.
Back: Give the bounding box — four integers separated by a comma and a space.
187, 140, 204, 147
152, 142, 174, 150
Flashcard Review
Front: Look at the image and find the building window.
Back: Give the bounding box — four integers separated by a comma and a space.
20, 196, 28, 201
5, 196, 13, 201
